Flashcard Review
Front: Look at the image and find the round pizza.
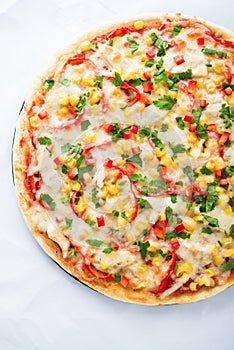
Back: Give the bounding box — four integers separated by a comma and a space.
13, 13, 234, 304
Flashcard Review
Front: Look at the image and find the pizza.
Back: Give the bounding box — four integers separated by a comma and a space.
13, 13, 234, 304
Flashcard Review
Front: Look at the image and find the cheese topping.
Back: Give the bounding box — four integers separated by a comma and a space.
20, 16, 234, 298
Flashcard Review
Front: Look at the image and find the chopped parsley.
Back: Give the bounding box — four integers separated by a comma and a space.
39, 193, 56, 210
81, 120, 91, 131
89, 42, 97, 51
78, 165, 94, 179
136, 197, 152, 209
222, 82, 234, 92
183, 166, 198, 182
165, 206, 173, 225
91, 188, 100, 208
126, 153, 143, 167
65, 217, 73, 229
102, 248, 113, 254
176, 117, 185, 130
43, 79, 55, 89
202, 227, 213, 234
58, 78, 71, 86
170, 194, 177, 204
229, 224, 234, 239
39, 136, 52, 145
86, 239, 103, 246
74, 92, 89, 115
200, 166, 213, 175
110, 72, 123, 87
127, 35, 139, 53
161, 123, 169, 132
202, 214, 219, 227
114, 274, 121, 282
201, 47, 227, 58
151, 32, 169, 56
153, 95, 177, 110
93, 75, 104, 88
220, 260, 234, 272
134, 240, 150, 258
68, 249, 77, 257
172, 26, 182, 36
129, 173, 147, 182
169, 143, 187, 160
61, 194, 70, 203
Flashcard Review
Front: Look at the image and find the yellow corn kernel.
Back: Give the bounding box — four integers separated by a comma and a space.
187, 133, 198, 143
69, 94, 80, 107
214, 255, 222, 266
183, 217, 196, 232
63, 180, 72, 192
216, 186, 225, 194
71, 182, 81, 192
88, 105, 100, 116
76, 200, 86, 213
160, 156, 173, 167
83, 172, 92, 183
212, 61, 225, 74
98, 187, 108, 198
152, 257, 162, 268
136, 103, 146, 112
112, 87, 121, 97
205, 83, 216, 94
205, 268, 215, 277
143, 151, 154, 161
197, 276, 210, 287
58, 94, 69, 106
67, 159, 77, 168
210, 245, 218, 255
90, 94, 100, 105
200, 117, 208, 125
189, 282, 198, 291
82, 75, 94, 86
155, 148, 166, 157
175, 262, 193, 277
134, 20, 144, 30
178, 105, 188, 114
73, 65, 85, 73
117, 216, 127, 227
72, 77, 82, 85
226, 94, 234, 106
125, 207, 134, 218
230, 174, 234, 185
155, 87, 167, 96
222, 236, 233, 247
217, 194, 230, 205
213, 157, 225, 170
29, 116, 40, 128
193, 215, 205, 223
115, 159, 125, 166
135, 135, 144, 144
138, 262, 149, 274
195, 91, 203, 98
100, 260, 107, 270
125, 231, 134, 243
142, 33, 153, 45
223, 205, 233, 216
216, 124, 226, 134
83, 132, 96, 143
56, 107, 69, 118
108, 184, 118, 196
213, 75, 225, 85
103, 238, 111, 244
224, 249, 234, 258
80, 40, 91, 51
196, 78, 204, 88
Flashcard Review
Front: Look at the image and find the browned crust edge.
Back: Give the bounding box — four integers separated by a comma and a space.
13, 13, 234, 305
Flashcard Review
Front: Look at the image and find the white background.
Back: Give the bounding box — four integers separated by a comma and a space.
1, 0, 234, 349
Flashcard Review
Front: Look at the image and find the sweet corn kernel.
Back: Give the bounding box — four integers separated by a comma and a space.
108, 184, 118, 196
100, 260, 107, 270
112, 87, 121, 97
99, 187, 108, 198
222, 237, 233, 247
205, 268, 215, 277
58, 94, 69, 106
136, 102, 146, 112
205, 83, 216, 94
80, 40, 91, 51
125, 207, 134, 218
71, 182, 81, 192
230, 175, 234, 185
195, 91, 203, 98
189, 282, 198, 291
155, 148, 166, 157
196, 78, 204, 88
183, 217, 196, 232
117, 216, 127, 227
214, 157, 225, 170
168, 91, 178, 99
29, 116, 40, 128
216, 186, 225, 194
224, 249, 234, 258
69, 94, 80, 106
187, 133, 198, 143
103, 237, 111, 244
138, 262, 149, 274
160, 156, 173, 167
135, 135, 144, 144
143, 151, 154, 161
213, 75, 225, 85
134, 20, 144, 30
226, 95, 234, 106
152, 257, 162, 268
159, 212, 166, 221
63, 181, 72, 192
210, 245, 218, 255
83, 132, 96, 143
197, 276, 210, 287
212, 61, 225, 74
142, 33, 153, 45
216, 124, 226, 134
72, 77, 82, 85
73, 65, 85, 73
125, 231, 134, 243
218, 194, 230, 205
175, 262, 193, 277
178, 105, 188, 114
214, 255, 222, 266
90, 94, 100, 105
194, 215, 205, 223
223, 205, 233, 216
76, 200, 86, 213
83, 76, 94, 87
56, 107, 69, 118
67, 159, 77, 168
88, 105, 100, 116
83, 173, 92, 183
115, 159, 125, 166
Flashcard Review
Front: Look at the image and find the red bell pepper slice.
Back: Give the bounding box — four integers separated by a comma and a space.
219, 131, 231, 144
200, 99, 207, 107
120, 275, 129, 287
121, 81, 142, 106
106, 26, 135, 39
67, 54, 85, 65
197, 37, 204, 45
184, 115, 193, 122
97, 216, 105, 227
68, 168, 78, 179
173, 55, 185, 65
175, 223, 185, 233
150, 251, 177, 294
143, 82, 153, 92
224, 87, 233, 96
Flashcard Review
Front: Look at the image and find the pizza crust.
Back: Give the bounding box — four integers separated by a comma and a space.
13, 13, 234, 305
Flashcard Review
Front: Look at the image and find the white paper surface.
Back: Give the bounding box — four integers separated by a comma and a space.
1, 0, 234, 349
